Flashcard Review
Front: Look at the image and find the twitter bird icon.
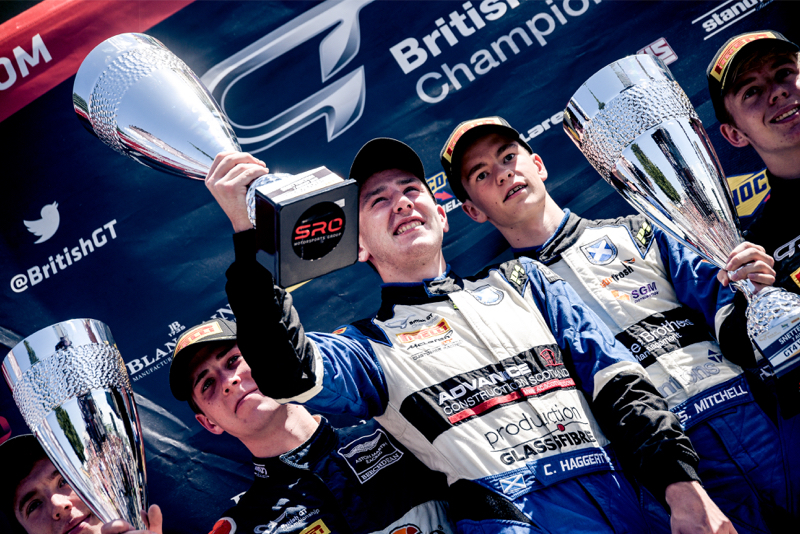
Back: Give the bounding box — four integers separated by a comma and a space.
25, 202, 60, 244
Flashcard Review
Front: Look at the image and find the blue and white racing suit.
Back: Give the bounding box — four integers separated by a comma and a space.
514, 210, 793, 533
226, 229, 698, 534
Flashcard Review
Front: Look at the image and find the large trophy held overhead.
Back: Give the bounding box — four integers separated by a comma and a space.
563, 54, 800, 411
73, 33, 358, 287
2, 320, 148, 529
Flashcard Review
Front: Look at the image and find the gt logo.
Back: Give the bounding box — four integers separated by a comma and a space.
201, 0, 374, 153
775, 234, 800, 261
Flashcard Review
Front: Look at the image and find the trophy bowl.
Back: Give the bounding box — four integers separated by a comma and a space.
2, 319, 148, 529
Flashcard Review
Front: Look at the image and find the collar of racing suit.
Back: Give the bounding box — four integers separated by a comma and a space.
251, 416, 336, 479
512, 209, 585, 265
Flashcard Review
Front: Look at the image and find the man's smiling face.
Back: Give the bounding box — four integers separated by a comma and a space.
721, 51, 800, 160
14, 457, 100, 534
357, 168, 448, 280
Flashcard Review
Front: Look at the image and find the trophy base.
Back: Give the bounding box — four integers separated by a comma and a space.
254, 171, 358, 287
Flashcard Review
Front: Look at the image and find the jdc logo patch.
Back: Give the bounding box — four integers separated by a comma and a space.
338, 428, 403, 483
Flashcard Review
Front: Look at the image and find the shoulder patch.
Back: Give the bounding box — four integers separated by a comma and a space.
338, 428, 403, 483
209, 517, 236, 534
532, 261, 562, 284
631, 218, 654, 256
498, 260, 529, 295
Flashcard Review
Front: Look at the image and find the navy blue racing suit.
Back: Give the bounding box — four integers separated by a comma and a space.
207, 417, 453, 534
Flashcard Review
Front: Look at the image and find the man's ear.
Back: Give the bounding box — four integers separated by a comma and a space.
461, 200, 488, 224
438, 203, 450, 233
532, 153, 548, 181
720, 123, 751, 148
357, 237, 371, 263
195, 413, 225, 435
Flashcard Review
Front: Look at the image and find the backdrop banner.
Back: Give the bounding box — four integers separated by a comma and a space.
1, 1, 791, 532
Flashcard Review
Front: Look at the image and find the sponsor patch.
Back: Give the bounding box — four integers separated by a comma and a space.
616, 308, 713, 367
600, 263, 634, 288
711, 31, 776, 82
386, 312, 437, 330
791, 267, 800, 290
391, 525, 422, 534
580, 236, 617, 265
633, 220, 653, 255
468, 285, 504, 305
338, 428, 403, 483
397, 318, 451, 344
503, 262, 529, 294
399, 348, 575, 442
209, 517, 236, 534
300, 520, 331, 534
728, 169, 769, 218
254, 464, 268, 478
534, 261, 561, 284
631, 282, 659, 303
610, 290, 631, 302
499, 473, 526, 495
332, 326, 347, 335
175, 321, 223, 353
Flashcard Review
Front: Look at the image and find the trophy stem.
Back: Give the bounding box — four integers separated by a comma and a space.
730, 277, 756, 303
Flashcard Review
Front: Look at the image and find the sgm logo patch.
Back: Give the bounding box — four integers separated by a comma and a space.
208, 517, 236, 534
397, 318, 451, 343
338, 428, 403, 483
300, 520, 331, 534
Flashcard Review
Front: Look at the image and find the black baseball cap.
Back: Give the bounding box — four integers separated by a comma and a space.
0, 434, 47, 528
349, 138, 430, 195
169, 318, 238, 402
439, 116, 532, 202
706, 29, 798, 122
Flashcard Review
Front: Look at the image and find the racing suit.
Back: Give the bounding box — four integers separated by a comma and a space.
513, 210, 793, 532
736, 171, 800, 520
208, 417, 453, 534
226, 229, 697, 534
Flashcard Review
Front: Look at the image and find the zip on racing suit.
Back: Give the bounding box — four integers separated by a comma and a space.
226, 229, 698, 533
207, 416, 453, 534
513, 209, 794, 532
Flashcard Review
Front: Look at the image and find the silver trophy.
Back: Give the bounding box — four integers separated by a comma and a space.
71, 33, 266, 221
2, 319, 148, 529
563, 54, 800, 381
73, 33, 358, 286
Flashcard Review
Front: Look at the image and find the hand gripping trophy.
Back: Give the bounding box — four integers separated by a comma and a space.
563, 54, 800, 409
2, 319, 149, 529
73, 33, 358, 287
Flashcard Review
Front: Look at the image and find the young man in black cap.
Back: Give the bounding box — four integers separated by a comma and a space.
438, 115, 792, 533
707, 30, 800, 293
168, 316, 453, 534
706, 28, 800, 525
200, 146, 732, 534
0, 434, 161, 534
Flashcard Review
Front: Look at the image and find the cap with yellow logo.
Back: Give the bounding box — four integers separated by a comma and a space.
169, 318, 237, 401
706, 30, 798, 122
439, 116, 532, 202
